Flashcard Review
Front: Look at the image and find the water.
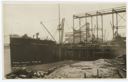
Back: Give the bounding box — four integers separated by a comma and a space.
4, 45, 11, 76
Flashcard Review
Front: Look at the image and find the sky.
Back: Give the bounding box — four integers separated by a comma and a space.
3, 1, 126, 43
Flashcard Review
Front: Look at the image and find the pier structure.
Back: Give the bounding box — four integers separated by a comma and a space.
72, 6, 126, 44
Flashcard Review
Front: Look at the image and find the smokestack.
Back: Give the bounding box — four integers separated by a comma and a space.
36, 33, 39, 39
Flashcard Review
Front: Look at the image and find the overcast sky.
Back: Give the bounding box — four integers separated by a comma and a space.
3, 2, 126, 43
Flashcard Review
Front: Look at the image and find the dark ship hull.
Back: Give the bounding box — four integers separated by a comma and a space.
10, 37, 59, 67
10, 36, 124, 67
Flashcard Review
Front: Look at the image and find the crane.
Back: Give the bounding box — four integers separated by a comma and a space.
57, 18, 65, 44
40, 21, 56, 41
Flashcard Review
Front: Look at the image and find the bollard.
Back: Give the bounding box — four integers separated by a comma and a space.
84, 73, 86, 78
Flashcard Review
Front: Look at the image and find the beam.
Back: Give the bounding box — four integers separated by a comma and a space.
85, 14, 87, 42
79, 18, 82, 42
91, 16, 93, 35
96, 11, 99, 40
101, 15, 103, 42
112, 11, 114, 39
73, 15, 75, 44
116, 12, 118, 35
74, 7, 126, 19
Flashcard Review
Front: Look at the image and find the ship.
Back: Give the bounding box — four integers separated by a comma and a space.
10, 34, 59, 67
9, 6, 126, 68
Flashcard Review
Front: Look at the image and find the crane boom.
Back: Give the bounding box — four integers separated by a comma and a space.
40, 21, 56, 41
60, 18, 65, 43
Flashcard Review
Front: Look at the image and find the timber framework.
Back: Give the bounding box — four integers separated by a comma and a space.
72, 6, 126, 43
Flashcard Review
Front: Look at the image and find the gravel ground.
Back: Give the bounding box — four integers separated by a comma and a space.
8, 58, 125, 79
44, 59, 121, 79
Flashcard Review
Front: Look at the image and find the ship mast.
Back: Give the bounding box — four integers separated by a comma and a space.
58, 4, 61, 61
57, 4, 65, 60
58, 4, 61, 44
58, 4, 65, 44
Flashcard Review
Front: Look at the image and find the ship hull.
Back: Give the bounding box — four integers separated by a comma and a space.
10, 37, 120, 67
10, 37, 58, 67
